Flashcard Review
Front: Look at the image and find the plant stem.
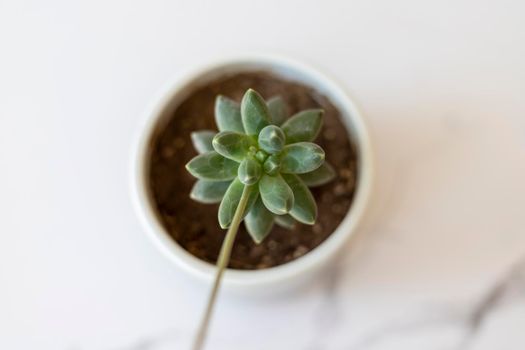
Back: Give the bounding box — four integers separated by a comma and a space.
192, 184, 254, 350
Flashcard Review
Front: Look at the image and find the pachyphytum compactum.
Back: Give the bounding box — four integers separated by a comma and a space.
186, 89, 335, 243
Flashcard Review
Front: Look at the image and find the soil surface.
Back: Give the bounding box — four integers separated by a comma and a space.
148, 72, 358, 270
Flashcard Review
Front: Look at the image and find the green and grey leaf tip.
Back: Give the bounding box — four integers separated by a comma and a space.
186, 89, 336, 244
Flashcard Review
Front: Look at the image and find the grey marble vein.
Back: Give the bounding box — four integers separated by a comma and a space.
455, 257, 525, 350
101, 256, 525, 350
346, 256, 525, 350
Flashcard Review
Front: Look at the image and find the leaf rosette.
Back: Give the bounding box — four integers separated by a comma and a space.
186, 89, 336, 244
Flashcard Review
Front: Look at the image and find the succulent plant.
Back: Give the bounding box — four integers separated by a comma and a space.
187, 88, 336, 350
186, 89, 336, 244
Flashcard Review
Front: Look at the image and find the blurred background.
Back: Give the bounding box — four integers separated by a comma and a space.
0, 0, 524, 349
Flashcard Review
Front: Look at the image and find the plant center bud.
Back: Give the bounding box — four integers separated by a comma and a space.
263, 155, 281, 175
255, 150, 268, 163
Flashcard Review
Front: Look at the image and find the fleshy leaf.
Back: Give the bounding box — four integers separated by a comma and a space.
245, 197, 274, 243
245, 185, 260, 220
267, 96, 288, 126
281, 109, 323, 143
185, 151, 239, 181
190, 130, 216, 154
263, 154, 281, 175
282, 174, 317, 225
218, 179, 258, 228
299, 162, 336, 187
212, 131, 256, 162
274, 214, 296, 229
259, 174, 294, 215
215, 95, 244, 133
238, 158, 262, 185
241, 89, 270, 135
280, 142, 325, 174
258, 125, 285, 154
190, 180, 231, 203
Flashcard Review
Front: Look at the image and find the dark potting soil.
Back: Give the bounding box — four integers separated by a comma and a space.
148, 72, 358, 270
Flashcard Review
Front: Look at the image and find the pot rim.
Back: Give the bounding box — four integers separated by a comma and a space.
131, 53, 374, 289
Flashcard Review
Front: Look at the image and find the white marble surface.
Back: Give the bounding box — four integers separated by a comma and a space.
1, 1, 524, 349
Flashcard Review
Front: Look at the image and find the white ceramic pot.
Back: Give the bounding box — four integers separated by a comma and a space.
131, 55, 373, 294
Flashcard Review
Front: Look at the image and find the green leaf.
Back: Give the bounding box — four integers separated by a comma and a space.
218, 179, 243, 229
190, 130, 215, 154
238, 158, 262, 185
258, 125, 285, 154
245, 186, 259, 214
241, 89, 270, 135
274, 214, 296, 229
259, 174, 294, 215
185, 151, 239, 181
215, 95, 244, 133
267, 96, 288, 125
281, 109, 323, 143
190, 180, 231, 203
245, 197, 274, 243
282, 174, 317, 225
212, 131, 256, 162
218, 179, 259, 228
263, 154, 281, 175
280, 142, 325, 174
299, 162, 336, 187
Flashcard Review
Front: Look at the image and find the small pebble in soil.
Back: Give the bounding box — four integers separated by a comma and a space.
322, 192, 334, 203
165, 215, 176, 225
173, 138, 185, 149
293, 245, 309, 259
313, 223, 323, 235
323, 128, 336, 140
250, 245, 265, 258
332, 204, 346, 215
187, 241, 200, 253
334, 183, 346, 196
162, 146, 175, 158
339, 168, 352, 179
190, 222, 201, 232
256, 255, 274, 269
